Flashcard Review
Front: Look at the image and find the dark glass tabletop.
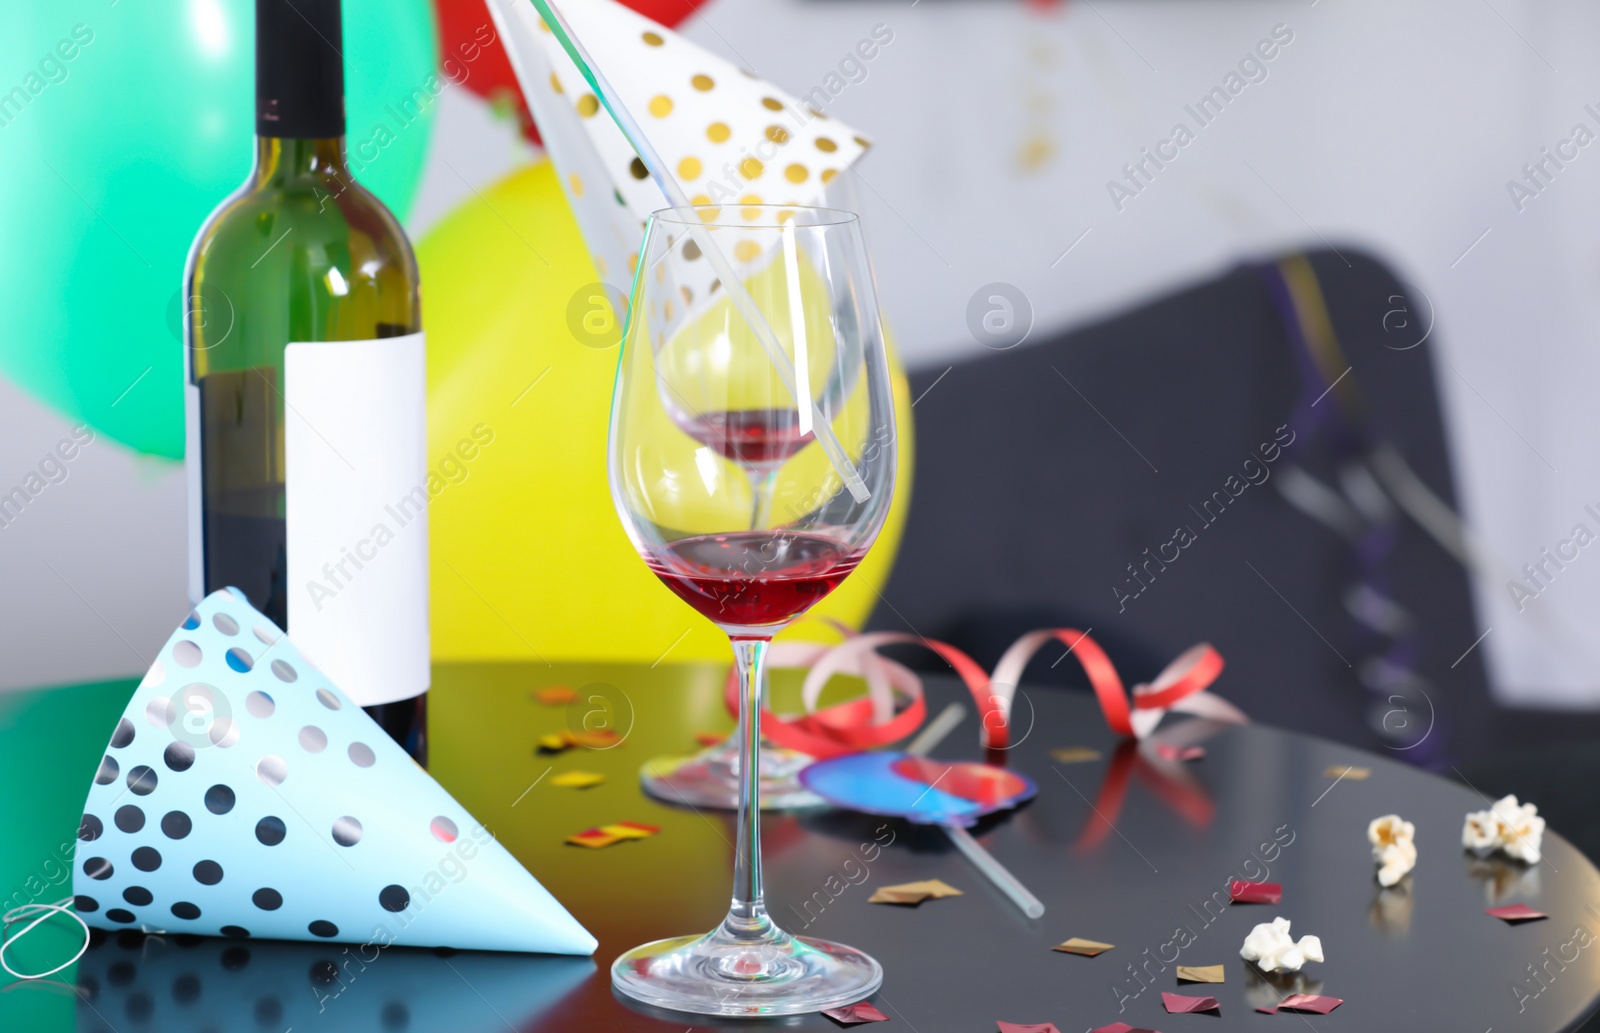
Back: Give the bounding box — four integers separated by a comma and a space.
3, 661, 1598, 1031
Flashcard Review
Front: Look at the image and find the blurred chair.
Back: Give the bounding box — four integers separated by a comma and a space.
874, 247, 1600, 780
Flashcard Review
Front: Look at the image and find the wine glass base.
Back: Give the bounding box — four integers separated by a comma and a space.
612, 925, 883, 1017
641, 739, 825, 810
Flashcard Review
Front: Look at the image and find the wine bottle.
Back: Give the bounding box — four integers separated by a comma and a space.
183, 0, 429, 762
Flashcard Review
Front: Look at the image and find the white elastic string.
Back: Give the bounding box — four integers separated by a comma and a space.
1, 898, 90, 981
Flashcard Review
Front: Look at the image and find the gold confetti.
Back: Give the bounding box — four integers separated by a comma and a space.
550, 771, 606, 789
1176, 964, 1225, 983
1053, 938, 1114, 957
869, 879, 962, 906
1325, 765, 1371, 780
536, 732, 572, 753
1051, 747, 1103, 764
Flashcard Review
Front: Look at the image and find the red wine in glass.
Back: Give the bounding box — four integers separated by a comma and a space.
647, 531, 859, 629
689, 409, 814, 465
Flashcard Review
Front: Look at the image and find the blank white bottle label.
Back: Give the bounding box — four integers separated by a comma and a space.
285, 333, 429, 706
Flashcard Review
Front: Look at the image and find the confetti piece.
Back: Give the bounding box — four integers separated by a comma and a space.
868, 887, 931, 905
1053, 938, 1114, 957
1162, 992, 1219, 1014
567, 820, 660, 848
1280, 994, 1342, 1014
1229, 880, 1282, 904
566, 828, 622, 849
1325, 765, 1371, 780
1257, 994, 1343, 1015
600, 821, 661, 840
534, 686, 577, 705
997, 1023, 1061, 1033
822, 1002, 890, 1025
549, 771, 606, 789
536, 732, 574, 753
695, 731, 727, 746
869, 879, 962, 906
1486, 904, 1548, 923
1090, 1023, 1161, 1033
1175, 964, 1224, 983
1051, 747, 1103, 764
1155, 744, 1205, 761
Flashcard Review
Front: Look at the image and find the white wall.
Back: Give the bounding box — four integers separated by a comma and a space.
5, 0, 1600, 705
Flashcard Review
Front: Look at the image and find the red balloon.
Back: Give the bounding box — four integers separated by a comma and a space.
435, 0, 710, 144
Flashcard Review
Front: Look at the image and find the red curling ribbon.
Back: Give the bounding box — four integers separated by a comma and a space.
724, 626, 1242, 758
989, 630, 1236, 741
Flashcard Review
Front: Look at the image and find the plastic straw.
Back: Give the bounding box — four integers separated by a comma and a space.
944, 824, 1046, 919
902, 701, 1045, 918
526, 0, 870, 503
905, 701, 965, 757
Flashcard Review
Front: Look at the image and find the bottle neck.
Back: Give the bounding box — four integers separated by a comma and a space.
253, 136, 347, 186
256, 0, 345, 138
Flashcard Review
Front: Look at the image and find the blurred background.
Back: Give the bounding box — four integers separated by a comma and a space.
5, 0, 1600, 795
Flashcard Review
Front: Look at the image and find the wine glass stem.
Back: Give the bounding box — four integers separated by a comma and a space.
726, 636, 771, 938
748, 467, 778, 531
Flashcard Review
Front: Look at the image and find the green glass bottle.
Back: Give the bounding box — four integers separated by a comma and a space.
184, 0, 428, 761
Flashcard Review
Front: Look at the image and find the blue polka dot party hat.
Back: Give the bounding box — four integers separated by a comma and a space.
72, 589, 597, 955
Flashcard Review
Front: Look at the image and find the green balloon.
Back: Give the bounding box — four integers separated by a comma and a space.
0, 0, 437, 459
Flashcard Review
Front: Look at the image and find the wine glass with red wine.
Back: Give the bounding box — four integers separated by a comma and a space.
608, 204, 894, 1015
630, 209, 876, 812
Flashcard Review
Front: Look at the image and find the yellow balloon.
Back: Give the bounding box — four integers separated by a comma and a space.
418, 159, 913, 664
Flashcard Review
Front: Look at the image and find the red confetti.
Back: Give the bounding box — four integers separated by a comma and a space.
570, 728, 623, 749
1155, 744, 1205, 761
997, 1024, 1061, 1033
1229, 880, 1282, 904
1487, 904, 1548, 923
1257, 994, 1343, 1015
1161, 992, 1219, 1014
1090, 1023, 1161, 1033
822, 1002, 889, 1025
695, 731, 727, 746
565, 828, 618, 849
1281, 994, 1343, 1014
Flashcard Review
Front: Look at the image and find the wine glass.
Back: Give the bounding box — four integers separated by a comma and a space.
608, 204, 895, 1015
